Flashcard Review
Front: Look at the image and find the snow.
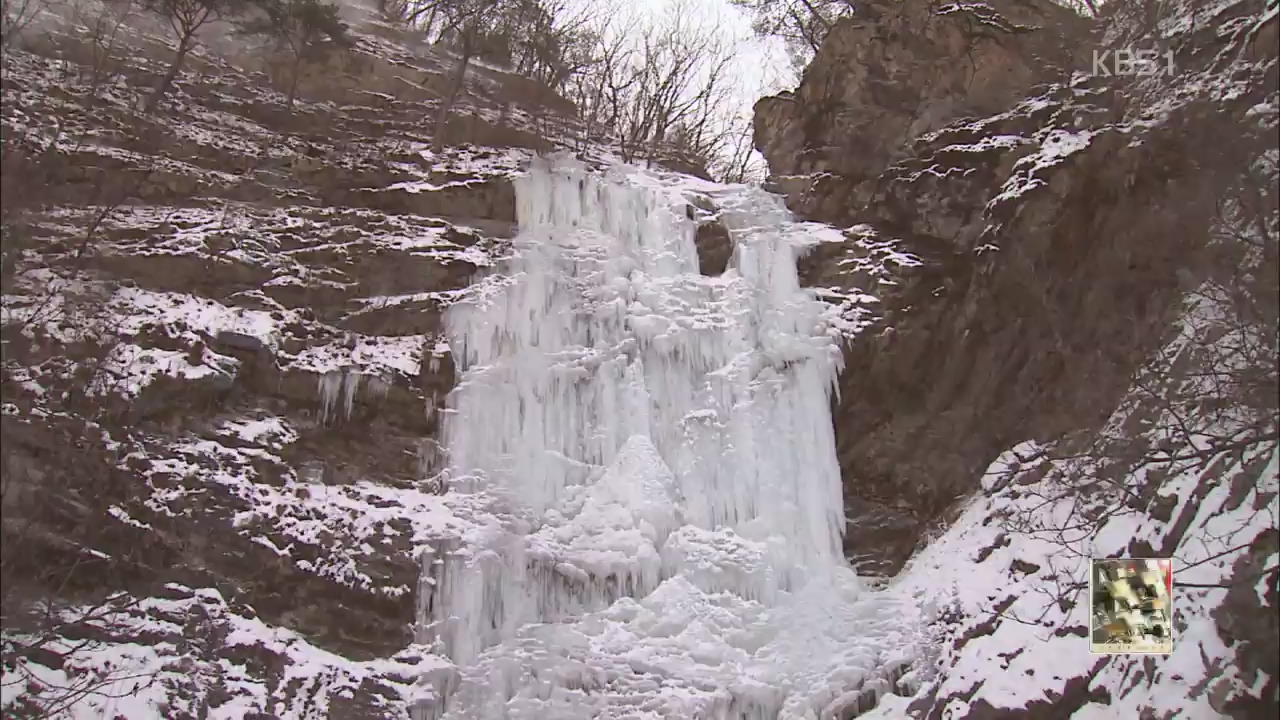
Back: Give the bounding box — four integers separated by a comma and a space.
987, 128, 1098, 210
89, 343, 232, 399
107, 505, 153, 530
856, 271, 1280, 717
939, 134, 1028, 154
411, 144, 531, 179
219, 415, 299, 449
0, 588, 452, 719
120, 426, 463, 598
1, 1, 1271, 710
109, 286, 283, 350
291, 333, 425, 379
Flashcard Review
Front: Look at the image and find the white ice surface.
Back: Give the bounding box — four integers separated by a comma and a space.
416, 156, 914, 720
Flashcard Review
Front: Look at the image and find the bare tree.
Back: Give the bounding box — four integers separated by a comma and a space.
732, 1, 1106, 70
563, 9, 637, 149
1, 593, 160, 720
390, 0, 503, 152
62, 0, 139, 104
137, 0, 246, 113
0, 128, 177, 718
1, 221, 162, 717
240, 0, 353, 107
0, 337, 163, 718
1, 0, 45, 48
566, 0, 743, 177
504, 0, 598, 92
985, 153, 1279, 622
712, 113, 764, 184
385, 0, 610, 151
729, 0, 852, 70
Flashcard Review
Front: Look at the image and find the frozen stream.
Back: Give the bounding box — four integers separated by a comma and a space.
415, 155, 921, 719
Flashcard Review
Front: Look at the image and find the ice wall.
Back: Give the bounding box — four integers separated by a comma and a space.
418, 156, 866, 717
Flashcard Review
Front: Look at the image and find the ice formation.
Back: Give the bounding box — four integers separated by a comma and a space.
317, 370, 390, 424
318, 370, 362, 424
416, 156, 907, 719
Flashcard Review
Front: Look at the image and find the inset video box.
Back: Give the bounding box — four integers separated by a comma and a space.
1089, 557, 1174, 655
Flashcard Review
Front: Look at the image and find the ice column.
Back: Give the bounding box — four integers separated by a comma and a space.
422, 155, 848, 669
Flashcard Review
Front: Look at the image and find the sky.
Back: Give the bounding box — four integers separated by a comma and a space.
562, 0, 793, 126
615, 0, 795, 177
641, 0, 794, 112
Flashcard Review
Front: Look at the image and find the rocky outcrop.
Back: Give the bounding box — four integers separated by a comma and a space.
750, 0, 1278, 716
688, 197, 734, 276
753, 0, 1279, 578
754, 0, 1088, 223
0, 2, 556, 714
879, 403, 1277, 718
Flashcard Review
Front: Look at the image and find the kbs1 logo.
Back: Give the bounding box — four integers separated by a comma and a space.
1091, 48, 1176, 77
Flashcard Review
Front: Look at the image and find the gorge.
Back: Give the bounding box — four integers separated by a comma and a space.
1, 0, 1276, 718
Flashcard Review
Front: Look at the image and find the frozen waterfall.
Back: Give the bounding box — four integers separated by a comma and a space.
415, 156, 913, 719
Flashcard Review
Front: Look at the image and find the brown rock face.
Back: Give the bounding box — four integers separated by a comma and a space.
1211, 528, 1280, 718
694, 219, 733, 276
753, 0, 1278, 575
754, 0, 1087, 222
0, 3, 532, 701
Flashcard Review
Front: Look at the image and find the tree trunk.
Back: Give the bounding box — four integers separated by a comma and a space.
144, 35, 193, 115
432, 36, 473, 154
287, 53, 303, 108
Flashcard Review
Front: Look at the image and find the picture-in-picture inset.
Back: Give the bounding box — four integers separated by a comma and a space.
1089, 557, 1174, 655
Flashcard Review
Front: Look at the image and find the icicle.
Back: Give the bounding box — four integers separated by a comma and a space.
317, 371, 341, 424
317, 369, 364, 424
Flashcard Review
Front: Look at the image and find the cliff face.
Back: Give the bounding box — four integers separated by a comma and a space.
754, 0, 1088, 219
753, 0, 1279, 577
752, 0, 1278, 716
0, 2, 550, 714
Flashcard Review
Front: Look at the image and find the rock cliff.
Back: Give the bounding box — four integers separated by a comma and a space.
1, 1, 544, 713
754, 0, 1278, 578
753, 0, 1278, 716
